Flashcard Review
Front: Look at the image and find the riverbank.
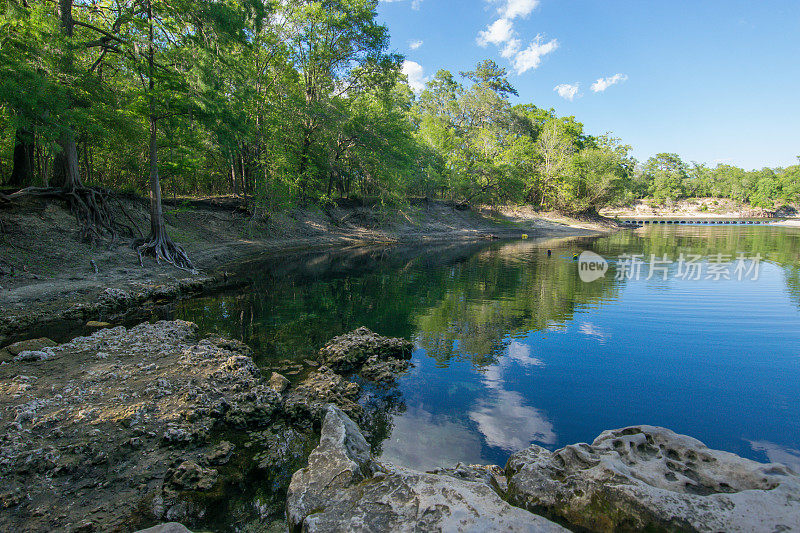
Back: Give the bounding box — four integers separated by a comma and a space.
0, 194, 618, 346
601, 197, 798, 219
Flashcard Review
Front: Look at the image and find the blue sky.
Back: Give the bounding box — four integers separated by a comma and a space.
378, 0, 800, 170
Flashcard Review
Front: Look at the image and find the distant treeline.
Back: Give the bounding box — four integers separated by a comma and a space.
1, 0, 798, 215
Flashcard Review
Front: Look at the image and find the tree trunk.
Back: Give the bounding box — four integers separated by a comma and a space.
298, 126, 312, 201
52, 128, 82, 189
9, 128, 34, 187
135, 0, 194, 271
148, 116, 165, 239
53, 0, 83, 190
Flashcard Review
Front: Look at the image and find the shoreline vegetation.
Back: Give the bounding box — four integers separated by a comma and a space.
601, 197, 798, 220
0, 194, 617, 347
2, 1, 798, 276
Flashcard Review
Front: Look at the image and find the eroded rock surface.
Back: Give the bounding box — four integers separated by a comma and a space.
284, 365, 362, 422
318, 326, 413, 374
506, 425, 800, 532
135, 523, 193, 533
287, 404, 567, 532
0, 321, 281, 532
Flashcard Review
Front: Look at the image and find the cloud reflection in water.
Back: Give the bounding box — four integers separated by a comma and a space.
469, 340, 556, 451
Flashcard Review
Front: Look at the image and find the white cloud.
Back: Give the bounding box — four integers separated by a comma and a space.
402, 60, 429, 94
499, 37, 521, 58
591, 73, 628, 92
499, 0, 540, 19
470, 389, 556, 450
476, 0, 556, 75
469, 339, 555, 451
579, 321, 607, 341
477, 18, 515, 47
507, 340, 545, 367
554, 83, 580, 101
380, 0, 422, 9
408, 39, 423, 50
510, 35, 558, 74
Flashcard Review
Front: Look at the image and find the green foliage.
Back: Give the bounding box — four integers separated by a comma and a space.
0, 1, 792, 213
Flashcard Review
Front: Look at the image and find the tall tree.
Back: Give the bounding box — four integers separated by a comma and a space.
51, 0, 82, 189
280, 0, 400, 201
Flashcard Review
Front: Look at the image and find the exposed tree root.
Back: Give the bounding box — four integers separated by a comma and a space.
8, 186, 135, 244
134, 230, 196, 273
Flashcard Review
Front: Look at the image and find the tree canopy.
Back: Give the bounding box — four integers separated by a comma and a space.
1, 0, 796, 226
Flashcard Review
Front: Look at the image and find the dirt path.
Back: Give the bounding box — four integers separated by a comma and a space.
0, 195, 618, 346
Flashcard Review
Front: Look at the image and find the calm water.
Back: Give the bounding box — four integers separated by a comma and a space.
174, 226, 800, 471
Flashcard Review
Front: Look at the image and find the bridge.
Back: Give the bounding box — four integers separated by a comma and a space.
619, 219, 775, 226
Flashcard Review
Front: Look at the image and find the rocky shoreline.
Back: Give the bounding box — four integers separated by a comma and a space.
3, 322, 797, 532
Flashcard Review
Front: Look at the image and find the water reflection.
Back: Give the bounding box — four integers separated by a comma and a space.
378, 406, 484, 471
749, 440, 800, 473
171, 226, 800, 470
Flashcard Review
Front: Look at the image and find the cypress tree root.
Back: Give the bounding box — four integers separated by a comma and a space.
7, 186, 135, 244
134, 230, 196, 272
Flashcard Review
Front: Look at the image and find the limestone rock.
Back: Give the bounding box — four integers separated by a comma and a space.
287, 405, 567, 533
359, 356, 412, 384
135, 523, 193, 533
14, 349, 53, 361
204, 441, 235, 466
269, 371, 289, 393
251, 424, 310, 470
429, 463, 509, 494
166, 461, 218, 493
284, 366, 361, 422
5, 337, 57, 356
318, 327, 413, 372
506, 425, 800, 533
0, 320, 281, 532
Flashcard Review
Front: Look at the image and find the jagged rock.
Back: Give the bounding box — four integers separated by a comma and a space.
287, 405, 567, 532
165, 461, 218, 493
359, 356, 412, 384
135, 523, 193, 533
429, 463, 509, 494
269, 371, 289, 393
204, 441, 235, 465
284, 366, 362, 422
506, 425, 800, 533
252, 428, 309, 470
318, 327, 413, 373
14, 349, 54, 361
0, 320, 281, 532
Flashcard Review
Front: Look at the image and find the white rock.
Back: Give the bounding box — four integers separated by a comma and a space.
506, 425, 800, 532
287, 405, 567, 532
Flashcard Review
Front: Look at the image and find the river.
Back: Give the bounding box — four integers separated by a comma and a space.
172, 225, 800, 472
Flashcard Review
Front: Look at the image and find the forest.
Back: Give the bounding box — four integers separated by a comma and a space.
2, 0, 799, 262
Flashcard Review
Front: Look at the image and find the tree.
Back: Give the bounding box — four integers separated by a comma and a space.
536, 119, 575, 207
280, 0, 400, 201
566, 136, 634, 213
460, 59, 518, 98
643, 153, 688, 203
124, 0, 253, 270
